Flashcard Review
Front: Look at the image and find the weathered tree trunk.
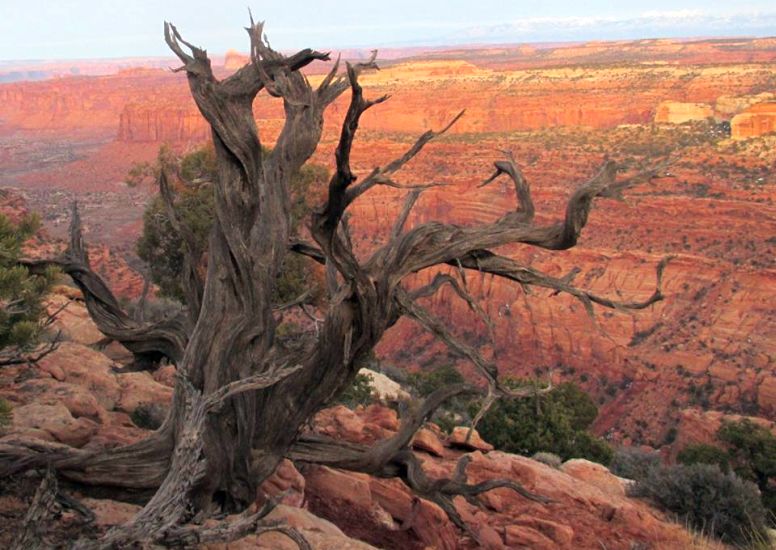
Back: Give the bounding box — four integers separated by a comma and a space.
2, 17, 671, 547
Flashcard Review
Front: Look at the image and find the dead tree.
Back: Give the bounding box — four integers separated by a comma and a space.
0, 18, 668, 547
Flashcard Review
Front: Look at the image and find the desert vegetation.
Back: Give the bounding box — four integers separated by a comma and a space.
0, 209, 57, 367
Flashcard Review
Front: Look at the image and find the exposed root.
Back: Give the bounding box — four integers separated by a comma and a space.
11, 468, 59, 550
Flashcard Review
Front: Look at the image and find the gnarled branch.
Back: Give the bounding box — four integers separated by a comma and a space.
23, 203, 190, 366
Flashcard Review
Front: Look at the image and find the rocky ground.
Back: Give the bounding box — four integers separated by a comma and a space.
0, 287, 726, 549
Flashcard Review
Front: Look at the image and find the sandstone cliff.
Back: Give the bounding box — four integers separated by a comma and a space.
654, 101, 713, 124
731, 102, 776, 139
117, 102, 210, 143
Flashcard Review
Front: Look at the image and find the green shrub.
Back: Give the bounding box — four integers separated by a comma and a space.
475, 380, 612, 465
406, 363, 464, 397
631, 464, 768, 545
717, 419, 776, 521
406, 364, 469, 432
677, 443, 730, 472
609, 447, 662, 480
0, 211, 56, 353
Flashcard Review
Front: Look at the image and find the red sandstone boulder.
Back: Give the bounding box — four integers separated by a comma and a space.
411, 427, 445, 456
14, 378, 105, 422
312, 405, 399, 444
561, 458, 627, 497
447, 427, 494, 452
205, 505, 378, 550
304, 464, 459, 550
114, 371, 173, 413
260, 458, 306, 507
44, 291, 104, 346
362, 404, 400, 432
504, 524, 556, 549
37, 342, 122, 410
152, 363, 177, 388
10, 403, 98, 447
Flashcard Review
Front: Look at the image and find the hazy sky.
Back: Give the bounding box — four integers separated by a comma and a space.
1, 1, 775, 61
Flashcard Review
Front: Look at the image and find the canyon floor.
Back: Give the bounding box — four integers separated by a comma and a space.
0, 36, 774, 457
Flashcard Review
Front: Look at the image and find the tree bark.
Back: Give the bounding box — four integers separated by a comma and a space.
3, 17, 671, 545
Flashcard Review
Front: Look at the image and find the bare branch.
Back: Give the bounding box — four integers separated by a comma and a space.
206, 363, 304, 411
396, 287, 499, 388
345, 110, 465, 205
317, 62, 388, 238
0, 332, 61, 368
451, 251, 669, 318
391, 189, 423, 241
479, 150, 534, 221
23, 203, 190, 366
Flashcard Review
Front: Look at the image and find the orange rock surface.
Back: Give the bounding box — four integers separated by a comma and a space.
654, 101, 713, 124
731, 102, 776, 139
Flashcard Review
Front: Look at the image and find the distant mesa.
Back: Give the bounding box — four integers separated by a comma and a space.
223, 49, 249, 71
117, 103, 209, 143
730, 102, 776, 140
654, 101, 713, 124
715, 92, 775, 118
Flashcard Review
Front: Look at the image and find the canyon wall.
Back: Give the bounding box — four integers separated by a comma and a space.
117, 103, 210, 143
731, 102, 776, 139
654, 100, 713, 124
2, 37, 775, 449
2, 49, 774, 144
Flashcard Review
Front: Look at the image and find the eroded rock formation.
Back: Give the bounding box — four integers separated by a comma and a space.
731, 102, 776, 139
654, 101, 713, 124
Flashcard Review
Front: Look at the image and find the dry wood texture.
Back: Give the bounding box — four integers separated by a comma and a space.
2, 17, 668, 546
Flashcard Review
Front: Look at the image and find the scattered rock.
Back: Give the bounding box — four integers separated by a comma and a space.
80, 498, 142, 527
561, 459, 626, 497
411, 427, 445, 456
360, 369, 410, 402
37, 342, 121, 410
205, 504, 378, 550
447, 426, 494, 452
11, 403, 98, 447
260, 459, 306, 507
114, 371, 173, 413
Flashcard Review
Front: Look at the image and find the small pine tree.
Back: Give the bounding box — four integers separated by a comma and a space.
0, 211, 56, 356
